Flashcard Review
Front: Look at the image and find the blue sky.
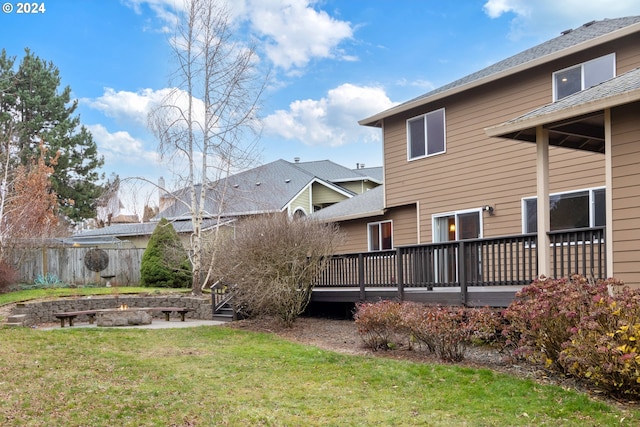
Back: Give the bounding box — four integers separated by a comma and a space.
2, 0, 640, 211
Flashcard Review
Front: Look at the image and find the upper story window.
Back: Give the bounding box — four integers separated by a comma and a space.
553, 53, 615, 101
523, 187, 605, 233
368, 220, 393, 251
407, 108, 446, 160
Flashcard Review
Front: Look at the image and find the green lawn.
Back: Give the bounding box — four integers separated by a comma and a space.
0, 287, 191, 307
0, 325, 637, 426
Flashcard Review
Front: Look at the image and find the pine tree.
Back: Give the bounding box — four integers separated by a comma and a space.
0, 48, 104, 222
140, 218, 192, 288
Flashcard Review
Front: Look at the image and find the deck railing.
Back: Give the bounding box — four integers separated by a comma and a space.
318, 228, 606, 293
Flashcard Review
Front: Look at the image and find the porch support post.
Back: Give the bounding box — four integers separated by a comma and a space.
604, 108, 613, 277
536, 126, 551, 277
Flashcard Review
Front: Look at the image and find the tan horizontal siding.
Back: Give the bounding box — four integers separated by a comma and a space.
381, 43, 638, 244
611, 102, 640, 287
333, 205, 417, 254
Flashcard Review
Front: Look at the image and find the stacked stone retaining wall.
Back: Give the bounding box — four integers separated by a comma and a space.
13, 294, 212, 326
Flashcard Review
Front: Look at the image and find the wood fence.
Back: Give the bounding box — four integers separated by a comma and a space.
16, 247, 145, 286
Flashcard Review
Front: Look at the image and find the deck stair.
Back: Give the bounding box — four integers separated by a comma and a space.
213, 302, 235, 323
211, 281, 236, 323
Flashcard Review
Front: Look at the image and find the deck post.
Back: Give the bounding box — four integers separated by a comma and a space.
358, 253, 365, 301
396, 247, 404, 301
459, 241, 468, 306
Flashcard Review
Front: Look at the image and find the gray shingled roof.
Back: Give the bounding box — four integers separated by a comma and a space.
362, 16, 640, 125
311, 185, 384, 222
295, 160, 382, 183
157, 159, 375, 219
73, 218, 225, 239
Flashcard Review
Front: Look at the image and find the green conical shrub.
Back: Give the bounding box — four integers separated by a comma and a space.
140, 218, 192, 288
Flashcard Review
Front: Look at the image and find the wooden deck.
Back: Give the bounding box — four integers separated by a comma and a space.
313, 227, 605, 308
311, 286, 522, 307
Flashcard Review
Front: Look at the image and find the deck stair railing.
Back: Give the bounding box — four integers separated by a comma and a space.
211, 281, 235, 313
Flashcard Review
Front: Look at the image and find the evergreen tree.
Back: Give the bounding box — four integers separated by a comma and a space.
0, 48, 104, 221
140, 218, 192, 288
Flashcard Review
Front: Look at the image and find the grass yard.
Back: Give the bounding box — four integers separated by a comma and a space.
0, 325, 638, 426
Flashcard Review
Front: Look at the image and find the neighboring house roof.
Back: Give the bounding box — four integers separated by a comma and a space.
355, 166, 383, 183
157, 159, 379, 219
294, 160, 383, 184
69, 218, 227, 244
361, 16, 640, 127
311, 186, 385, 222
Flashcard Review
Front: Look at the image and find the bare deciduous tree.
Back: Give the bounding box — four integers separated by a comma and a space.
149, 0, 265, 295
213, 214, 343, 326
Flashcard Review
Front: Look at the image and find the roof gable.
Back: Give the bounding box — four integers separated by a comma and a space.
361, 16, 640, 126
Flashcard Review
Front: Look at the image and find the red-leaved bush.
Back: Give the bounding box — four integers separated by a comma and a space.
354, 300, 404, 350
501, 275, 621, 371
355, 300, 502, 361
558, 285, 640, 397
0, 261, 18, 294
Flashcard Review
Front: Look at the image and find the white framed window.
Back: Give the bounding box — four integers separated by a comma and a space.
522, 187, 606, 233
407, 108, 446, 160
432, 209, 483, 242
368, 220, 393, 251
553, 53, 615, 101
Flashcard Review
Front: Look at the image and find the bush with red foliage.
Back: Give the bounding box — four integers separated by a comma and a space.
0, 261, 18, 294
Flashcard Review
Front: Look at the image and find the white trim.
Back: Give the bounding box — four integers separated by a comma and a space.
416, 200, 421, 244
521, 185, 606, 233
367, 219, 394, 251
407, 108, 446, 161
292, 207, 307, 218
552, 53, 615, 101
431, 208, 484, 242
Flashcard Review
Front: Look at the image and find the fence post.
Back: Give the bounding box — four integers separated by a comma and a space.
458, 241, 468, 306
358, 253, 365, 301
396, 247, 404, 301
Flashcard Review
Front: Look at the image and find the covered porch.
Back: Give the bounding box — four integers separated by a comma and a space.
486, 66, 640, 287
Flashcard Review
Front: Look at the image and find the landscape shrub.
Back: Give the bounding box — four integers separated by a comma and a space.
401, 304, 501, 362
354, 300, 404, 350
501, 275, 619, 371
0, 261, 18, 293
212, 214, 342, 326
559, 285, 640, 398
355, 301, 502, 360
140, 218, 192, 288
398, 301, 437, 352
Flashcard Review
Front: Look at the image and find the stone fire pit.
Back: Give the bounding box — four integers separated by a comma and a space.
96, 308, 153, 327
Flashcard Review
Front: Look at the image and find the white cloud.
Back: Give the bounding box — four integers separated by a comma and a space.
262, 83, 396, 147
124, 0, 355, 72
483, 0, 640, 40
87, 124, 160, 167
245, 0, 354, 70
84, 87, 206, 129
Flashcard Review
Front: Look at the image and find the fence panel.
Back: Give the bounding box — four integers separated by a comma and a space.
16, 247, 145, 286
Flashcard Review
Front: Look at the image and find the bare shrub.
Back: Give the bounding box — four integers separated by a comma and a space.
213, 214, 343, 326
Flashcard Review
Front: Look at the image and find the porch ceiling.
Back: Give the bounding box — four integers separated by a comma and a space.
497, 112, 605, 153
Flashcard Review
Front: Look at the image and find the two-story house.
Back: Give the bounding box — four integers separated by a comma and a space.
315, 16, 640, 301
